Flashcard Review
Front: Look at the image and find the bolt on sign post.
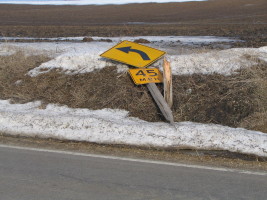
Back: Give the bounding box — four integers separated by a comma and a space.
100, 41, 174, 125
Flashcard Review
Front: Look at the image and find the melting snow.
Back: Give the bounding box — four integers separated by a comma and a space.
1, 36, 265, 76
0, 36, 238, 44
165, 47, 266, 75
0, 100, 266, 157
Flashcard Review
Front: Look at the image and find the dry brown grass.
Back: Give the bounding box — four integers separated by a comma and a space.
0, 52, 51, 102
0, 52, 266, 133
172, 61, 267, 132
237, 57, 267, 131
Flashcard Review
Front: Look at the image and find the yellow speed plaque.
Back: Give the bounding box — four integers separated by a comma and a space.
100, 40, 166, 68
128, 68, 163, 85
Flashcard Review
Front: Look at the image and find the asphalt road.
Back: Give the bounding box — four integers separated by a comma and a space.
0, 145, 267, 200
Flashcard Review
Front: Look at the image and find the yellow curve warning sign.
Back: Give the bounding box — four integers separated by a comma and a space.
100, 40, 166, 68
128, 68, 163, 85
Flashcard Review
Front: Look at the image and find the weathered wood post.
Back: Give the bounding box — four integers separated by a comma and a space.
100, 40, 175, 125
163, 57, 173, 108
147, 82, 175, 125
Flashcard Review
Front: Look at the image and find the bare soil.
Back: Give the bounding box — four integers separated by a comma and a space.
0, 0, 266, 25
0, 0, 266, 47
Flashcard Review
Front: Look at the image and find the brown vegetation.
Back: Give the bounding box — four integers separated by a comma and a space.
134, 38, 151, 44
82, 37, 94, 42
0, 53, 266, 133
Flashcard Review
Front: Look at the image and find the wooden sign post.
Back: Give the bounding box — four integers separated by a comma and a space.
163, 57, 173, 108
147, 82, 175, 125
100, 41, 175, 125
128, 66, 174, 124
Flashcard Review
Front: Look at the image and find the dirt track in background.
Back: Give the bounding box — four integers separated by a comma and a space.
0, 24, 266, 48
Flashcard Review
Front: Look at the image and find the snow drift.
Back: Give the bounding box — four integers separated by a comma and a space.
0, 100, 266, 157
1, 36, 266, 76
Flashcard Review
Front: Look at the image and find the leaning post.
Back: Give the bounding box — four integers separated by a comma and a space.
146, 82, 175, 125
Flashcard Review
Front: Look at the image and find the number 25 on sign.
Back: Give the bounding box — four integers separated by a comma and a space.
128, 68, 163, 85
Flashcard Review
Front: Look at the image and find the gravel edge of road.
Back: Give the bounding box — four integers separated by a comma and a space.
1, 133, 266, 172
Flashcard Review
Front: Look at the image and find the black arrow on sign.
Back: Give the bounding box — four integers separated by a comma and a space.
116, 46, 150, 61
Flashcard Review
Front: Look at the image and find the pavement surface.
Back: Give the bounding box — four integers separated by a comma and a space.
0, 145, 267, 200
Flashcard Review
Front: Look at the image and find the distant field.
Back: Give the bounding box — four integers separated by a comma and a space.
0, 0, 266, 47
1, 24, 267, 47
0, 0, 266, 25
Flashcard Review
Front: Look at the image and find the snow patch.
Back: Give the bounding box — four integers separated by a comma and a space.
28, 53, 128, 76
0, 44, 16, 56
259, 46, 267, 62
28, 45, 267, 76
0, 100, 266, 157
1, 37, 266, 76
0, 36, 239, 43
165, 48, 267, 75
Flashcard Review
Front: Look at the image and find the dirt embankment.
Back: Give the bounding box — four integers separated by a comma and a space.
1, 52, 266, 133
